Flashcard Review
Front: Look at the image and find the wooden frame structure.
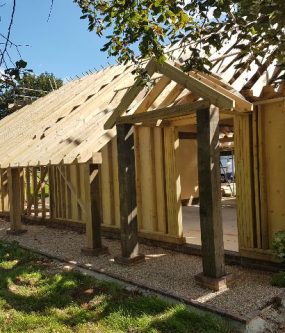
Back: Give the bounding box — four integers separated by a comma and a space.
0, 44, 284, 277
107, 59, 252, 285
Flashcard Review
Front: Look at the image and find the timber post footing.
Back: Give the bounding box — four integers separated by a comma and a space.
81, 246, 109, 257
114, 254, 145, 266
195, 273, 234, 291
6, 229, 27, 236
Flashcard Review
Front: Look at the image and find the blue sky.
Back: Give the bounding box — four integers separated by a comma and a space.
1, 0, 115, 79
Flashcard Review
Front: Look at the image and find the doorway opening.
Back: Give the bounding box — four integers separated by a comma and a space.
177, 121, 239, 252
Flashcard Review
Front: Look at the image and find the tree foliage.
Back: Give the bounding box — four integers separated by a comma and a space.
0, 72, 63, 119
74, 0, 285, 75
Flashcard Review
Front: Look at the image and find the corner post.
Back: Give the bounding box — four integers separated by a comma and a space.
81, 164, 108, 256
115, 124, 145, 265
195, 107, 228, 290
7, 167, 27, 235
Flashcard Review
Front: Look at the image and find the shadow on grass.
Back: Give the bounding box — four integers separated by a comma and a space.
0, 241, 228, 333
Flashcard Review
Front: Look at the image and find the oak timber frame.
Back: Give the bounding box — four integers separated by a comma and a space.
1, 57, 284, 274
1, 161, 108, 256
108, 59, 251, 278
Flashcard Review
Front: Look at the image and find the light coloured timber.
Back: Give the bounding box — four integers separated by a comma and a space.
136, 127, 157, 232
153, 127, 167, 233
7, 168, 25, 231
111, 138, 120, 227
0, 65, 130, 168
56, 165, 86, 214
156, 61, 235, 110
117, 100, 210, 124
104, 58, 157, 129
132, 76, 171, 114
101, 144, 114, 226
188, 71, 253, 111
163, 127, 183, 238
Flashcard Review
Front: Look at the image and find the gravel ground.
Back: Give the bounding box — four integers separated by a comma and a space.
0, 219, 283, 319
260, 304, 285, 333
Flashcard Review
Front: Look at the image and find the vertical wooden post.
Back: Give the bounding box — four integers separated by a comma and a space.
115, 124, 145, 265
164, 127, 184, 240
7, 168, 27, 235
0, 169, 9, 212
195, 107, 229, 291
48, 166, 56, 220
81, 164, 108, 256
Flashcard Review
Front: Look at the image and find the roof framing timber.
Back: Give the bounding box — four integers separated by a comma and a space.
106, 59, 250, 130
187, 71, 253, 112
117, 100, 210, 125
104, 58, 157, 129
155, 61, 235, 110
0, 152, 102, 169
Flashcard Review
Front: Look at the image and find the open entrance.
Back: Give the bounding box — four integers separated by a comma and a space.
177, 118, 239, 252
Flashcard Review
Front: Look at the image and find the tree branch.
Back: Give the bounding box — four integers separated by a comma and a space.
0, 0, 16, 67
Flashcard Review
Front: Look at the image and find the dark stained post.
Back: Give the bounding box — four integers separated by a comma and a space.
81, 164, 108, 256
7, 167, 27, 235
115, 124, 145, 265
195, 107, 229, 291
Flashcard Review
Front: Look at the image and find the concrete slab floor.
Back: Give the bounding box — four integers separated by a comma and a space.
182, 198, 239, 252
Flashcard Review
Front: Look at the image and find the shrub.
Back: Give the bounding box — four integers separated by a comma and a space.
271, 271, 285, 287
272, 231, 285, 261
271, 231, 285, 287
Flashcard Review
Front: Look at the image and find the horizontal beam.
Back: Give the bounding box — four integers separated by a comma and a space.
156, 61, 235, 110
0, 152, 102, 168
178, 132, 197, 140
117, 100, 210, 125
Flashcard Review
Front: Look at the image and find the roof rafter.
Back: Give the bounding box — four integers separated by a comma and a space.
155, 61, 235, 110
104, 58, 157, 129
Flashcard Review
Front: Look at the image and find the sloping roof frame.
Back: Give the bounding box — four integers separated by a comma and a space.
107, 59, 253, 129
0, 37, 278, 169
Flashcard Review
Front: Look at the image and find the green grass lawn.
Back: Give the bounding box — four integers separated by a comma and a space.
0, 241, 229, 333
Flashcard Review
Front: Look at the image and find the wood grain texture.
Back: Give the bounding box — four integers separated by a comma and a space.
197, 107, 225, 278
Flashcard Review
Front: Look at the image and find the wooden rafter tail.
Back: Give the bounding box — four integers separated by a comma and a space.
104, 58, 157, 130
2, 152, 103, 169
117, 100, 210, 125
62, 152, 102, 165
155, 61, 235, 110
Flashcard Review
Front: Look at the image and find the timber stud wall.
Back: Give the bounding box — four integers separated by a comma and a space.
0, 99, 285, 262
235, 97, 285, 262
100, 128, 185, 244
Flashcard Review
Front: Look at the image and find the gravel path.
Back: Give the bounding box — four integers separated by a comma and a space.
0, 219, 283, 319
